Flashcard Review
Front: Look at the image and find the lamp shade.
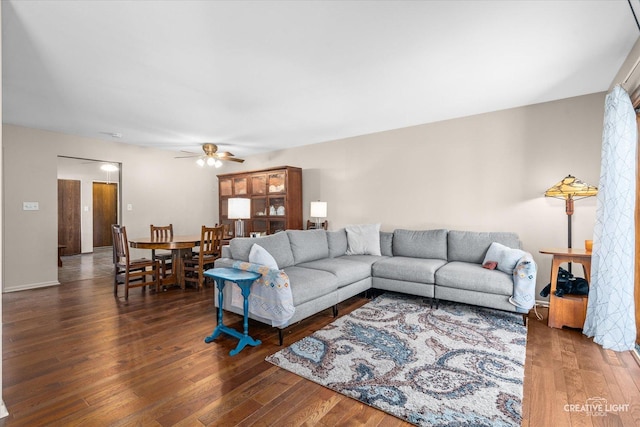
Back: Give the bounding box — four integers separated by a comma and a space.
544, 175, 598, 199
310, 201, 327, 218
228, 198, 251, 219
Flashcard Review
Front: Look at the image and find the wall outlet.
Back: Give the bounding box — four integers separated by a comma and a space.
23, 201, 39, 211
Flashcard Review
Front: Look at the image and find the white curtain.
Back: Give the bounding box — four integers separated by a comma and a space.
583, 85, 637, 351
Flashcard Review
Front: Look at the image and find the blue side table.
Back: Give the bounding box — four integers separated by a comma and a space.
203, 267, 262, 356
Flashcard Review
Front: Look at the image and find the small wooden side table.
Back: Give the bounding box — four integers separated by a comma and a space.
539, 248, 592, 329
203, 267, 262, 356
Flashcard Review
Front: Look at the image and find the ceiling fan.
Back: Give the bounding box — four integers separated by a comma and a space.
175, 143, 245, 167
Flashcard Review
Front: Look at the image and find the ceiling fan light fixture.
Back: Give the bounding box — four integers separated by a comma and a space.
206, 157, 216, 166
214, 159, 223, 168
196, 158, 205, 167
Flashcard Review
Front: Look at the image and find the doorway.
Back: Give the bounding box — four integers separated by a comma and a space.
57, 156, 122, 253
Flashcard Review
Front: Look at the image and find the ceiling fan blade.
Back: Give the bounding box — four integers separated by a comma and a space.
174, 154, 200, 159
224, 157, 245, 163
215, 151, 234, 157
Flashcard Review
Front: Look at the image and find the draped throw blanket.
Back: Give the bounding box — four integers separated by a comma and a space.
230, 261, 295, 328
509, 254, 537, 313
583, 85, 637, 351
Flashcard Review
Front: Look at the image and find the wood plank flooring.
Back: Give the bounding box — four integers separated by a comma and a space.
0, 253, 638, 426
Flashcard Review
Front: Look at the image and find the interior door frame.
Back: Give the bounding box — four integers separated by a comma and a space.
57, 156, 122, 253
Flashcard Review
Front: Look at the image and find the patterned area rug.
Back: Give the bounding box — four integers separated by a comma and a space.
266, 292, 527, 426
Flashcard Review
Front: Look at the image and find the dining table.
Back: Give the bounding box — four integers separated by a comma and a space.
128, 234, 201, 289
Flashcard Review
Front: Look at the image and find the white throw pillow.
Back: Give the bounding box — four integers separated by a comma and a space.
345, 224, 382, 256
483, 242, 526, 275
249, 244, 279, 270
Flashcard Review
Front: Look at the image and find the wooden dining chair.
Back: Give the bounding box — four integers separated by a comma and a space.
183, 225, 225, 290
112, 224, 160, 300
150, 224, 173, 279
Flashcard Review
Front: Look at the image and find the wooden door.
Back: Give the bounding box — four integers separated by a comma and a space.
93, 182, 118, 247
58, 179, 81, 255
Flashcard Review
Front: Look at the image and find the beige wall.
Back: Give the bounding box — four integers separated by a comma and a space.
2, 92, 605, 300
2, 124, 220, 292
231, 92, 606, 300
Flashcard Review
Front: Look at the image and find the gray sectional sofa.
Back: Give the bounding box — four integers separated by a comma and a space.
213, 227, 535, 343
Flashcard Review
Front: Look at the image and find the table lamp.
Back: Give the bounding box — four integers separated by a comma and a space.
544, 174, 598, 249
228, 198, 251, 238
310, 201, 327, 229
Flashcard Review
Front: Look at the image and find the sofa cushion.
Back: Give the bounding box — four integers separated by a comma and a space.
230, 232, 295, 268
283, 266, 338, 305
346, 224, 381, 256
392, 229, 448, 260
447, 230, 521, 264
249, 244, 279, 269
287, 229, 329, 264
327, 229, 348, 258
380, 231, 393, 257
298, 258, 372, 288
483, 242, 526, 275
435, 261, 513, 295
338, 254, 387, 266
372, 256, 447, 284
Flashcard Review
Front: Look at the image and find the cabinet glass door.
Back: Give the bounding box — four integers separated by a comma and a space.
268, 196, 285, 216
251, 174, 267, 195
268, 172, 286, 193
234, 177, 248, 195
221, 199, 228, 217
252, 219, 268, 235
269, 220, 285, 234
220, 178, 232, 196
252, 198, 267, 218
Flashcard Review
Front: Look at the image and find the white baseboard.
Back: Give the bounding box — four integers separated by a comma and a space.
3, 281, 60, 293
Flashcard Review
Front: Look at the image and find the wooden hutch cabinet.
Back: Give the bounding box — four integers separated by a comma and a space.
217, 166, 302, 238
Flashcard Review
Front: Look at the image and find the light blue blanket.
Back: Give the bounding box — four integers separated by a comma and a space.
230, 261, 295, 327
509, 254, 537, 313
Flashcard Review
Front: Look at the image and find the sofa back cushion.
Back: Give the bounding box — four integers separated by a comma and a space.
392, 229, 448, 260
287, 229, 329, 264
447, 230, 521, 264
380, 231, 393, 257
327, 229, 348, 258
345, 223, 382, 256
229, 232, 295, 268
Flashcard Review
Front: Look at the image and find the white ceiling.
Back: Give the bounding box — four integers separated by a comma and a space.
2, 1, 639, 158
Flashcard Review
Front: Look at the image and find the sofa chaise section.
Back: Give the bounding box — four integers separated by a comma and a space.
434, 230, 525, 312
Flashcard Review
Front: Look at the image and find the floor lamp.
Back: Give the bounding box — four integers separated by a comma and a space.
228, 198, 251, 238
544, 174, 598, 271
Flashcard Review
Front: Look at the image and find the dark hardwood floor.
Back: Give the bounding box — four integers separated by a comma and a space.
0, 252, 638, 426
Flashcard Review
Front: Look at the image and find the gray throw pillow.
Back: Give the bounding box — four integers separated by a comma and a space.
483, 242, 526, 275
345, 224, 381, 256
